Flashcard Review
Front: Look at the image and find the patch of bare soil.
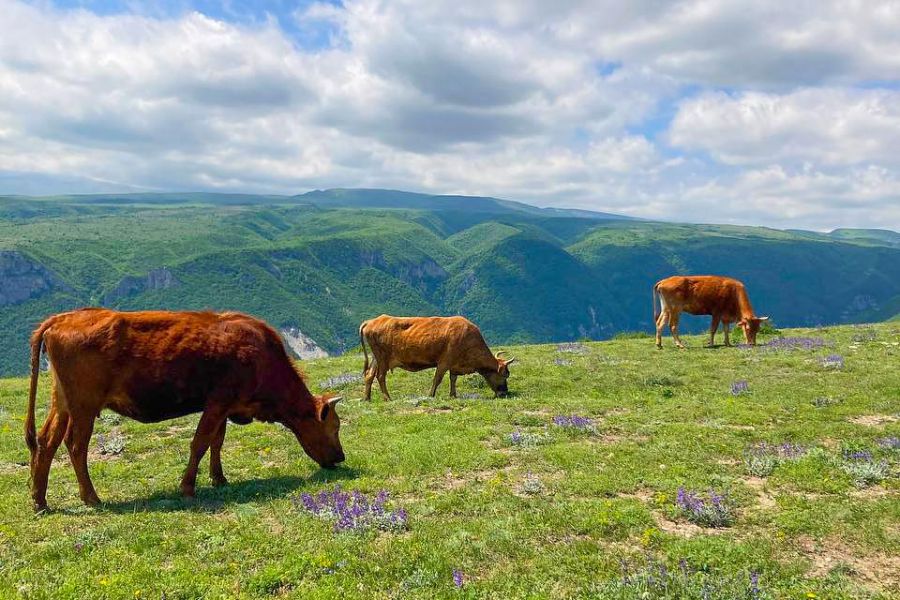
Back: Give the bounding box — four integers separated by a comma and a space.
743, 476, 777, 510
430, 466, 516, 491
654, 514, 706, 538
797, 535, 900, 592
0, 461, 28, 475
848, 414, 899, 426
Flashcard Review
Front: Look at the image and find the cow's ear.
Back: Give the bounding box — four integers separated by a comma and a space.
320, 396, 342, 420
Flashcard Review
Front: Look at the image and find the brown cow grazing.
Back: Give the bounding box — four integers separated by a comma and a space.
359, 315, 515, 401
653, 276, 769, 349
25, 308, 344, 512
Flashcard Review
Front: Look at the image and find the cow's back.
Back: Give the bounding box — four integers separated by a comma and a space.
657, 276, 744, 317
41, 309, 276, 422
364, 315, 483, 368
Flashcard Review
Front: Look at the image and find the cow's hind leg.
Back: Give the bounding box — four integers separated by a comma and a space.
670, 312, 686, 349
707, 315, 721, 347
363, 362, 377, 401
209, 420, 228, 487
429, 367, 447, 397
65, 412, 101, 507
655, 310, 668, 349
181, 406, 227, 497
376, 368, 392, 401
31, 406, 69, 512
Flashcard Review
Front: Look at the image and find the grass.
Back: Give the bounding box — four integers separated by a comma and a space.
0, 324, 898, 598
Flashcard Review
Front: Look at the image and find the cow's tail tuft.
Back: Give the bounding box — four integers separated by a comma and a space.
359, 322, 369, 376
25, 320, 51, 460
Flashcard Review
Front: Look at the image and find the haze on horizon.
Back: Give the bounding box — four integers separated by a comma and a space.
1, 0, 899, 231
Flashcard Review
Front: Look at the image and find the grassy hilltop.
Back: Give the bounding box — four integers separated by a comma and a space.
0, 324, 898, 598
2, 189, 900, 377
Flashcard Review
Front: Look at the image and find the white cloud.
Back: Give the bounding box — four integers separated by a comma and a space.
670, 88, 900, 167
0, 0, 898, 230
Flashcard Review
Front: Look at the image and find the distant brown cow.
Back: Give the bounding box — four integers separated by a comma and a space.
653, 276, 769, 349
25, 308, 344, 512
359, 315, 515, 401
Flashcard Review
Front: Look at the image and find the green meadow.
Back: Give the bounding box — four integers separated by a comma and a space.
0, 324, 898, 599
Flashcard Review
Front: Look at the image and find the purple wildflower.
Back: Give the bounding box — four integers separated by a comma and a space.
762, 337, 827, 351
452, 569, 465, 588
842, 449, 873, 461
749, 571, 761, 599
730, 380, 750, 396
878, 436, 900, 450
821, 354, 844, 369
552, 415, 595, 431
675, 487, 734, 527
294, 485, 408, 533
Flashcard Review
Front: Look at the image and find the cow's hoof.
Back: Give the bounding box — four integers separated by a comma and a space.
33, 502, 49, 514
82, 496, 101, 507
211, 476, 228, 488
655, 344, 662, 350
180, 485, 196, 498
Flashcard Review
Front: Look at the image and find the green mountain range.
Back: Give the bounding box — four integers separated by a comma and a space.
1, 189, 898, 376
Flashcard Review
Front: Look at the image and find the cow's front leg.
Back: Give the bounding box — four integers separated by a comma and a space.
66, 412, 101, 507
723, 322, 732, 347
181, 406, 227, 498
209, 420, 228, 487
449, 374, 458, 398
707, 316, 720, 347
429, 367, 447, 397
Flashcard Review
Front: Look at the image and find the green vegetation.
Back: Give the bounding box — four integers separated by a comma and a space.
1, 190, 899, 376
0, 324, 897, 598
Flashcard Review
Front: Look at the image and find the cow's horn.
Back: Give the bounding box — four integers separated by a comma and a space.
505, 357, 517, 365
758, 316, 770, 321
326, 396, 343, 406
496, 350, 507, 358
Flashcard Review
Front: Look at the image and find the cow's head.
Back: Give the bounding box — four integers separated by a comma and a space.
737, 316, 769, 345
284, 395, 345, 468
480, 351, 516, 397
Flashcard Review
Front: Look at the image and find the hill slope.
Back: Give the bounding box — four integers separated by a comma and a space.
1, 324, 898, 597
1, 190, 899, 375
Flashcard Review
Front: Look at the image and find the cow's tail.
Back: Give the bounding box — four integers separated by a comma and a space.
25, 320, 51, 460
359, 321, 370, 376
652, 283, 661, 324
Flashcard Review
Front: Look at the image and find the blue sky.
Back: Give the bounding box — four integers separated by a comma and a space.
2, 0, 899, 230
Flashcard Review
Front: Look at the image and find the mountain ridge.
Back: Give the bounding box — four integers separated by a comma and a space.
1, 189, 898, 376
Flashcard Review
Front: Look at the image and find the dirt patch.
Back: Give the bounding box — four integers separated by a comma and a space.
654, 514, 706, 538
0, 461, 28, 475
619, 488, 655, 503
849, 486, 897, 500
798, 535, 900, 592
430, 466, 516, 491
848, 414, 899, 426
743, 476, 777, 510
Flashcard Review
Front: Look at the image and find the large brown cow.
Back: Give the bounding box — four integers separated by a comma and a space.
359, 315, 515, 401
25, 308, 344, 512
653, 276, 769, 349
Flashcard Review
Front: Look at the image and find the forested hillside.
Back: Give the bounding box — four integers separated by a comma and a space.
1, 189, 898, 375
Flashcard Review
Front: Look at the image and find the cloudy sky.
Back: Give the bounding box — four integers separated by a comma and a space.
1, 0, 899, 230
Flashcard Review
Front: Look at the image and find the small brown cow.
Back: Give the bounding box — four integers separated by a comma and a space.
653, 276, 769, 349
359, 315, 515, 401
25, 308, 344, 512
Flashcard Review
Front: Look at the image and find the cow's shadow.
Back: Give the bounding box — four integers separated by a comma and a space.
96, 466, 362, 514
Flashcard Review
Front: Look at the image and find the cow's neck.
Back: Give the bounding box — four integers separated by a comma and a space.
736, 290, 756, 320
